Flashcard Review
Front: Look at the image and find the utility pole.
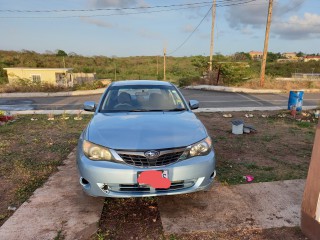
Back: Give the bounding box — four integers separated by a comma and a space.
209, 0, 216, 71
63, 56, 66, 68
114, 63, 117, 81
157, 55, 159, 77
163, 48, 166, 81
260, 0, 273, 87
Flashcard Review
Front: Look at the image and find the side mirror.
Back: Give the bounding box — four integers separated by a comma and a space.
83, 101, 96, 112
189, 100, 199, 110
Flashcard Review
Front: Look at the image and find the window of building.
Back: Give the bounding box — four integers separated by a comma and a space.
31, 75, 41, 83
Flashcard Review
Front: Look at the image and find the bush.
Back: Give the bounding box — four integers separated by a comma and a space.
0, 78, 67, 93
178, 76, 201, 87
72, 80, 105, 91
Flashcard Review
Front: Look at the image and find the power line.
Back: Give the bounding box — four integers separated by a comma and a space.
0, 1, 243, 13
0, 0, 258, 19
168, 0, 258, 55
0, 4, 212, 19
168, 6, 213, 55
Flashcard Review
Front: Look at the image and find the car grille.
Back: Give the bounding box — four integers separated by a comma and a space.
107, 180, 196, 193
117, 148, 185, 167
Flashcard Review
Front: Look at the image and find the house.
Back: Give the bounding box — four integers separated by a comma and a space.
249, 51, 263, 60
3, 68, 96, 86
281, 52, 297, 59
304, 56, 320, 62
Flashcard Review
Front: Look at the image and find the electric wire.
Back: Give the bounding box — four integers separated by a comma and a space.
0, 0, 251, 13
0, 0, 259, 19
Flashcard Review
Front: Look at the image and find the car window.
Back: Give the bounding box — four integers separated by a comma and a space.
100, 85, 187, 112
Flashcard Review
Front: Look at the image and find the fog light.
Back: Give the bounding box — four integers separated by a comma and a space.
210, 170, 216, 179
102, 184, 109, 191
80, 177, 90, 189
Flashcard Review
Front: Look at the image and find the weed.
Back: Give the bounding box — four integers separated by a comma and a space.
296, 121, 312, 128
54, 230, 65, 240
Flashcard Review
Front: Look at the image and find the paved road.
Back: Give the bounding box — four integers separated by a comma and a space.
0, 89, 319, 111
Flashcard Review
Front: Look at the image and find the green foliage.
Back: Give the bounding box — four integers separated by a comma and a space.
296, 51, 304, 57
233, 52, 252, 61
72, 80, 104, 90
267, 52, 281, 62
178, 76, 201, 87
56, 49, 68, 57
191, 55, 209, 74
0, 50, 319, 88
220, 62, 253, 85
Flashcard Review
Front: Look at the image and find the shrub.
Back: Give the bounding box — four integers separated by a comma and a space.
178, 76, 201, 87
72, 80, 105, 91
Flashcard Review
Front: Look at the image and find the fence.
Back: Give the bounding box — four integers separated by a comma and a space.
291, 73, 320, 80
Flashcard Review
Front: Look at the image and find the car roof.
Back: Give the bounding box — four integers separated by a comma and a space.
111, 80, 173, 86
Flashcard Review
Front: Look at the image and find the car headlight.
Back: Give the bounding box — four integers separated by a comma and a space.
82, 140, 115, 161
179, 137, 212, 160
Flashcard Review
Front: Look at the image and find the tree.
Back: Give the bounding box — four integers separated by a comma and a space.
191, 55, 209, 74
296, 51, 304, 57
267, 52, 281, 62
56, 50, 68, 57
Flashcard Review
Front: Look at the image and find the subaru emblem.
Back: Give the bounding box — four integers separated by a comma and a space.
144, 150, 160, 159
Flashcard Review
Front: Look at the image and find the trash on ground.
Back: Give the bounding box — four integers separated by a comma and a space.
278, 113, 287, 118
314, 110, 319, 119
31, 118, 38, 121
301, 112, 310, 117
261, 114, 268, 118
47, 117, 55, 121
223, 114, 232, 118
74, 117, 83, 121
244, 175, 254, 183
8, 206, 17, 211
245, 113, 254, 118
231, 119, 244, 135
243, 125, 257, 134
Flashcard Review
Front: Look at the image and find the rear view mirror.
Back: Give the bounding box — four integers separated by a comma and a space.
83, 101, 96, 112
189, 100, 199, 110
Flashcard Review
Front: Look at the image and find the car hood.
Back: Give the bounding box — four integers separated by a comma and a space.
87, 111, 207, 150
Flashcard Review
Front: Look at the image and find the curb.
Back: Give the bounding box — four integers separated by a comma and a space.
186, 85, 320, 94
0, 88, 106, 98
7, 106, 318, 115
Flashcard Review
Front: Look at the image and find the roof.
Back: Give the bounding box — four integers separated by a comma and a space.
3, 67, 73, 71
305, 56, 320, 59
111, 80, 172, 86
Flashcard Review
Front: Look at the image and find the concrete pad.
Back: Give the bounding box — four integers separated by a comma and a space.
0, 150, 104, 240
158, 180, 305, 234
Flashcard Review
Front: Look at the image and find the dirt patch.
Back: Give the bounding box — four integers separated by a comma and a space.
95, 198, 163, 240
0, 114, 91, 226
169, 227, 308, 240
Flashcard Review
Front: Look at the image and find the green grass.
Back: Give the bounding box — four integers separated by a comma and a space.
0, 114, 92, 225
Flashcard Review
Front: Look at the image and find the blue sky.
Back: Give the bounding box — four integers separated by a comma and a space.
0, 0, 319, 57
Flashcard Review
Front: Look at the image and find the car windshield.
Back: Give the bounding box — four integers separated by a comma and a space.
99, 84, 187, 112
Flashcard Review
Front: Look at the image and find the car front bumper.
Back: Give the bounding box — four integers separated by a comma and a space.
76, 145, 216, 198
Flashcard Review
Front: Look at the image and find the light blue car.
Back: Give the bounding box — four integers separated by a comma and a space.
76, 80, 216, 197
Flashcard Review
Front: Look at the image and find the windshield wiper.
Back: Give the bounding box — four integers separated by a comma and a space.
129, 109, 150, 112
166, 108, 186, 112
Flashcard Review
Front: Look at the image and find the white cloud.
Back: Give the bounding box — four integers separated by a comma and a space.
226, 0, 306, 29
81, 17, 114, 28
273, 13, 320, 39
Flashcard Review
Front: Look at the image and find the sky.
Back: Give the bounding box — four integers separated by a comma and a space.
0, 0, 319, 57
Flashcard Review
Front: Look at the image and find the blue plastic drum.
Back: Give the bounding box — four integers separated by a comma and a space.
288, 91, 304, 111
